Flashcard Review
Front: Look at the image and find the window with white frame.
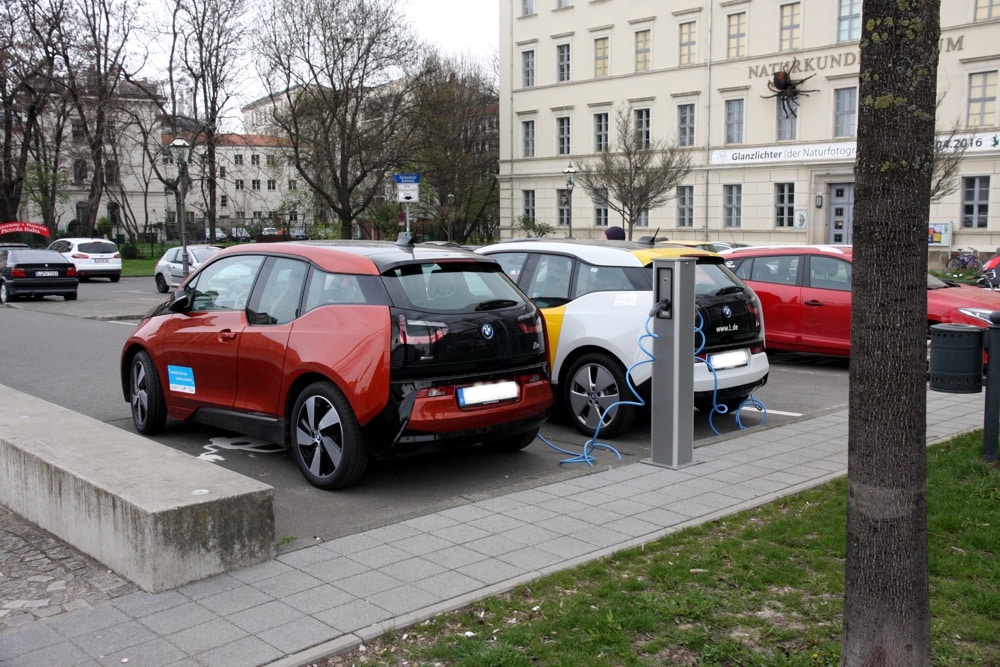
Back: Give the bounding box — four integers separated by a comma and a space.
635, 29, 651, 72
635, 209, 649, 228
289, 180, 297, 190
558, 189, 570, 226
235, 179, 244, 190
777, 100, 797, 140
251, 154, 260, 166
775, 183, 795, 227
522, 50, 535, 87
838, 0, 861, 41
678, 103, 695, 147
522, 120, 535, 157
594, 189, 609, 227
251, 179, 261, 190
634, 108, 651, 148
975, 0, 999, 20
725, 99, 744, 144
968, 71, 997, 127
220, 195, 228, 207
780, 3, 801, 51
594, 37, 609, 77
557, 0, 571, 7
962, 176, 990, 228
677, 185, 693, 227
219, 166, 226, 178
522, 0, 534, 16
267, 179, 276, 191
234, 154, 243, 165
557, 43, 571, 82
594, 112, 609, 152
557, 116, 571, 155
679, 21, 696, 66
724, 184, 742, 228
834, 87, 858, 137
523, 190, 536, 221
727, 12, 746, 59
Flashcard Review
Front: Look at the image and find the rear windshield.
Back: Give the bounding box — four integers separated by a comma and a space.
382, 261, 527, 313
190, 247, 221, 263
78, 242, 118, 254
7, 249, 68, 263
642, 260, 751, 297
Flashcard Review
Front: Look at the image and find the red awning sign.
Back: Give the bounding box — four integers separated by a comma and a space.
0, 222, 51, 238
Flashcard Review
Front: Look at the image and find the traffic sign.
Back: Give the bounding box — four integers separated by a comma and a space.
397, 183, 419, 202
393, 173, 420, 184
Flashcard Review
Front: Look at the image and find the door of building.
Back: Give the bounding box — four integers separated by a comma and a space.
826, 183, 855, 245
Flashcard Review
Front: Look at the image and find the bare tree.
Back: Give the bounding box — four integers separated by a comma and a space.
408, 53, 499, 244
256, 0, 425, 239
49, 0, 139, 236
575, 105, 691, 241
842, 0, 940, 663
0, 0, 62, 227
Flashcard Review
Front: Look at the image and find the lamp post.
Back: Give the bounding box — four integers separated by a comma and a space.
170, 138, 192, 278
563, 161, 577, 239
446, 193, 455, 241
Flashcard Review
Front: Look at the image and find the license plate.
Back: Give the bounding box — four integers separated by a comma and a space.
457, 381, 519, 407
36, 270, 58, 277
94, 258, 110, 263
709, 349, 750, 370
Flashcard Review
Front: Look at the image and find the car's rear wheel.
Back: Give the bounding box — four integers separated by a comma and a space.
564, 352, 636, 438
0, 282, 15, 303
155, 273, 169, 293
110, 274, 120, 283
290, 381, 368, 490
483, 429, 538, 452
130, 350, 167, 434
64, 292, 78, 301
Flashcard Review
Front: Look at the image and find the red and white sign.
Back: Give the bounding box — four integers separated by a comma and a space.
0, 221, 51, 237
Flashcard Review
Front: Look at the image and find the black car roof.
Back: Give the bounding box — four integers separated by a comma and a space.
233, 240, 496, 273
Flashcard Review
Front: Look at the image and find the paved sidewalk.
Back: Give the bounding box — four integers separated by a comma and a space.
0, 389, 985, 667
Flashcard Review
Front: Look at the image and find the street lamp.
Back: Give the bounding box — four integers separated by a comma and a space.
170, 138, 192, 278
446, 193, 455, 241
562, 161, 577, 239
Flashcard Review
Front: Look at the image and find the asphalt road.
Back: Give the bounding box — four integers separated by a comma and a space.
0, 278, 849, 552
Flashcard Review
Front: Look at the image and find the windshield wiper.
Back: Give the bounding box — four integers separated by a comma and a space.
475, 299, 519, 311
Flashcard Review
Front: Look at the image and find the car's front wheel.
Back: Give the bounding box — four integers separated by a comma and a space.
155, 273, 169, 293
290, 382, 369, 490
129, 350, 167, 434
563, 352, 636, 438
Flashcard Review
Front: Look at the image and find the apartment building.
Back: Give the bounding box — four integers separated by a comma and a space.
499, 0, 999, 256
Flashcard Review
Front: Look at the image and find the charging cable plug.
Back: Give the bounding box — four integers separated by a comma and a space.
649, 299, 670, 318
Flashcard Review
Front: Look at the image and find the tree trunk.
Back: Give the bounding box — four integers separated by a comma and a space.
843, 1, 940, 664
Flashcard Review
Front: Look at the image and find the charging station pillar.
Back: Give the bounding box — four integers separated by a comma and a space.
645, 257, 696, 469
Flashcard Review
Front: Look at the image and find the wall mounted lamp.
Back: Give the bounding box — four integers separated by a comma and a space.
815, 194, 824, 209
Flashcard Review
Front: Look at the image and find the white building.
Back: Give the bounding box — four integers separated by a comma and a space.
499, 0, 999, 258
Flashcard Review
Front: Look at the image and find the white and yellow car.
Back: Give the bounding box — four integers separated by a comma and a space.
478, 239, 770, 436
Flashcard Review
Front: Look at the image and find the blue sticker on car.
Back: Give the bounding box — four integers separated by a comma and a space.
167, 365, 196, 394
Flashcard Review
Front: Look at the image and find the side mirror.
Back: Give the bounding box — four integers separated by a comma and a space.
168, 289, 190, 312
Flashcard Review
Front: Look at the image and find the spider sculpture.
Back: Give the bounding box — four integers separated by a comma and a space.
761, 61, 817, 118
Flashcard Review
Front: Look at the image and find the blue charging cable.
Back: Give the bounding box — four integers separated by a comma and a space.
537, 304, 767, 464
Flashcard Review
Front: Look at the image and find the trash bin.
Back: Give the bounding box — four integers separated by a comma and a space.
929, 323, 983, 393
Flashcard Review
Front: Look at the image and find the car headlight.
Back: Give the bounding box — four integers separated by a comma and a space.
956, 307, 995, 324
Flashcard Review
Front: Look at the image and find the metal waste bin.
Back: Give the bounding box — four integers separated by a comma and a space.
929, 323, 983, 393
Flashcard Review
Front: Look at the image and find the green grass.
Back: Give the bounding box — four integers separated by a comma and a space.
122, 257, 157, 277
322, 433, 999, 666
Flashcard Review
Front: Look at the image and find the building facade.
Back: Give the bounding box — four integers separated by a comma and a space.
499, 0, 999, 258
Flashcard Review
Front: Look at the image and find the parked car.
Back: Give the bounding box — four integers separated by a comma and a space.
261, 227, 280, 236
46, 238, 121, 282
205, 229, 227, 242
477, 239, 769, 436
723, 244, 1000, 356
0, 248, 78, 302
154, 245, 223, 293
660, 240, 735, 253
289, 228, 308, 240
230, 227, 252, 242
120, 240, 553, 490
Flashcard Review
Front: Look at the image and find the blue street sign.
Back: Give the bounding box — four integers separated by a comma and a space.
393, 173, 420, 184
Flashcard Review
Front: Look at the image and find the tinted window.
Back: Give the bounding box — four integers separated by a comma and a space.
383, 261, 526, 313
520, 254, 575, 307
303, 272, 384, 310
249, 257, 309, 325
749, 255, 799, 285
694, 261, 750, 296
189, 247, 221, 263
77, 242, 118, 254
574, 263, 635, 296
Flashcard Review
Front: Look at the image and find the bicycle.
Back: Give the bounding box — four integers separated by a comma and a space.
946, 248, 983, 272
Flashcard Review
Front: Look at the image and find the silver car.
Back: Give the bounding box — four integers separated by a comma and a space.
154, 245, 222, 293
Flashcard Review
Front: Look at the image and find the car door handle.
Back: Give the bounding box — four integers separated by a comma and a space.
804, 300, 824, 307
219, 330, 237, 341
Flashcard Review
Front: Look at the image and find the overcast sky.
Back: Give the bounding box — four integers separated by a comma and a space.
403, 0, 499, 61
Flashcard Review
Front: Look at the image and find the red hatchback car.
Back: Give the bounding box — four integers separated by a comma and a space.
120, 240, 553, 489
724, 244, 1000, 357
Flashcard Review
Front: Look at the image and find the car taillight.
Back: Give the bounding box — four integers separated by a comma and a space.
397, 314, 448, 346
67, 266, 77, 277
518, 312, 546, 354
113, 252, 121, 258
11, 268, 25, 278
71, 252, 88, 259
